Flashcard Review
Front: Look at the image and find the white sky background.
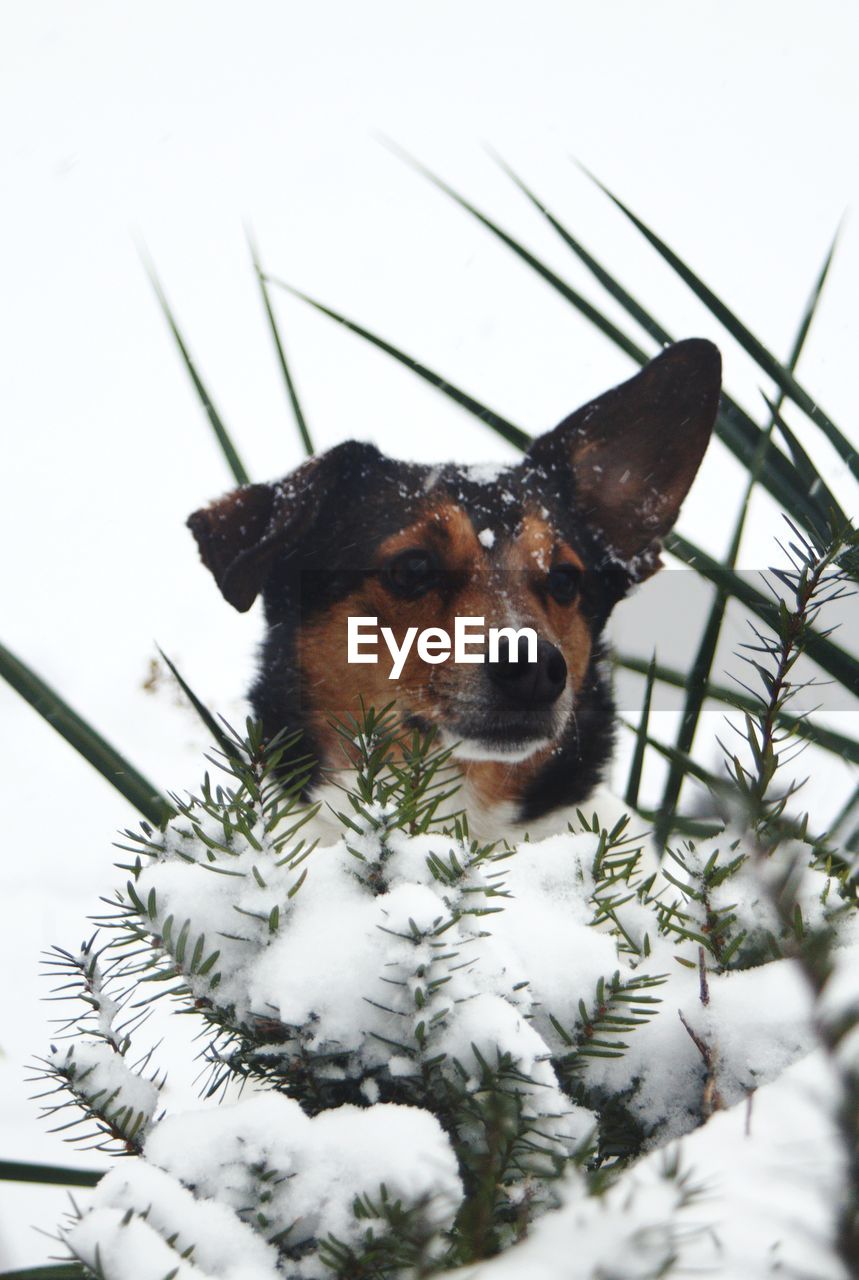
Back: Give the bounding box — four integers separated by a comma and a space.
1, 0, 857, 1266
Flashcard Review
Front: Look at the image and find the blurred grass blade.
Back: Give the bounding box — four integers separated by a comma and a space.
624, 653, 656, 809
266, 277, 530, 450
156, 647, 238, 762
0, 1268, 88, 1280
633, 811, 723, 839
580, 168, 858, 479
654, 584, 731, 836
142, 252, 250, 485
380, 137, 649, 365
0, 1160, 102, 1188
666, 532, 859, 694
830, 782, 859, 841
657, 240, 839, 835
247, 230, 315, 457
615, 654, 859, 765
0, 639, 172, 827
618, 719, 722, 793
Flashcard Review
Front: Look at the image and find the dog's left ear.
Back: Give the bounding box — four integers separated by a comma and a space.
527, 338, 721, 575
187, 441, 381, 611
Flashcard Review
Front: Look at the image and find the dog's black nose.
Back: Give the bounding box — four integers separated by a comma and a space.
486, 636, 567, 706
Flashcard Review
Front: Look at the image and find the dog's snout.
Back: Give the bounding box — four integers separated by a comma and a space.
486, 636, 567, 706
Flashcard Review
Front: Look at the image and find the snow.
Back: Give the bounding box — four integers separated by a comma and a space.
478, 527, 496, 548
68, 1161, 282, 1280
456, 1052, 847, 1280
49, 1040, 161, 1140
143, 1096, 462, 1258
464, 463, 513, 485
47, 768, 859, 1274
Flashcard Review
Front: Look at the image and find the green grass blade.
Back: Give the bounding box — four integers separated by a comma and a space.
0, 1160, 102, 1188
489, 158, 839, 539
654, 586, 731, 838
631, 811, 724, 839
580, 168, 858, 478
716, 400, 831, 542
247, 230, 315, 457
490, 151, 672, 349
265, 277, 530, 450
0, 639, 173, 826
0, 1268, 88, 1280
763, 396, 846, 534
624, 653, 656, 809
830, 781, 859, 841
769, 221, 841, 415
380, 138, 649, 365
656, 241, 839, 837
141, 252, 250, 485
666, 531, 859, 694
618, 719, 723, 793
615, 655, 859, 765
156, 647, 238, 762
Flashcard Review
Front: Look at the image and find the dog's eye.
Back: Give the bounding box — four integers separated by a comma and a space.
383, 549, 439, 598
546, 564, 582, 605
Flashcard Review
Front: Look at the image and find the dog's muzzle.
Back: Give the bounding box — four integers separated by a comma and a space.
485, 635, 568, 707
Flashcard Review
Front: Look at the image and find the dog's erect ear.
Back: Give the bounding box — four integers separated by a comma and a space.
527, 338, 721, 571
187, 441, 380, 612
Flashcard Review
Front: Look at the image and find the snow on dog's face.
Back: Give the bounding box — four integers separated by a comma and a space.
188, 339, 721, 822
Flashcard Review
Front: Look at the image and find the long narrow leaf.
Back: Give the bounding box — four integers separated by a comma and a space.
616, 652, 859, 765
0, 640, 172, 826
141, 252, 250, 485
247, 231, 315, 457
265, 278, 530, 450
580, 169, 858, 479
0, 1267, 88, 1280
830, 782, 859, 841
380, 138, 649, 365
624, 653, 656, 809
618, 720, 722, 793
0, 1160, 102, 1188
763, 396, 846, 534
654, 585, 731, 837
490, 150, 672, 348
765, 221, 841, 425
657, 239, 839, 833
156, 648, 238, 763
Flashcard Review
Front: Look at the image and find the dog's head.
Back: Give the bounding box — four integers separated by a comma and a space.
188, 339, 720, 812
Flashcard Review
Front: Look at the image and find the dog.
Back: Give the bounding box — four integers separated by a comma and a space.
188, 339, 721, 838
